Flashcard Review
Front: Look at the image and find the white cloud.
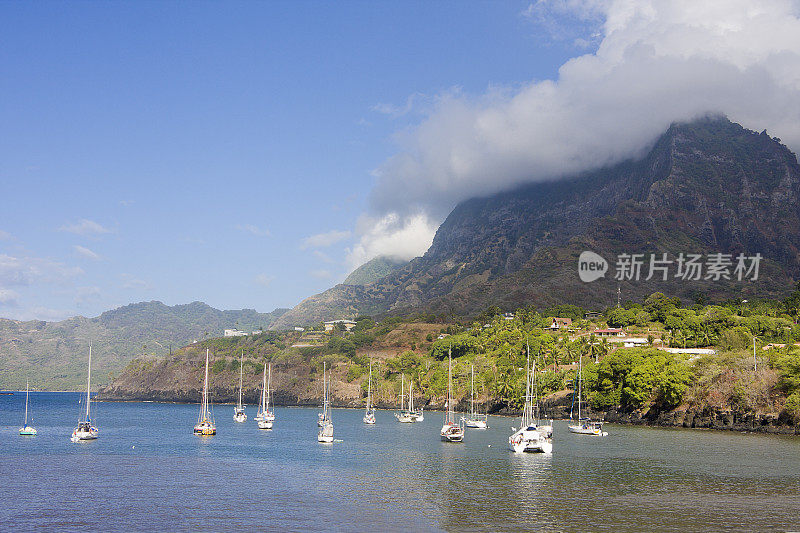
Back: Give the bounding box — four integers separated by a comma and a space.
345, 212, 436, 271
59, 218, 112, 236
313, 250, 336, 264
255, 274, 274, 287
358, 0, 800, 267
310, 269, 333, 279
0, 288, 19, 306
301, 230, 351, 250
236, 224, 271, 237
121, 274, 152, 290
75, 286, 101, 305
0, 254, 83, 287
73, 245, 102, 261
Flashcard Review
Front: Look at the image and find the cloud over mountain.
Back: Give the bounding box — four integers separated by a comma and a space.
349, 0, 800, 270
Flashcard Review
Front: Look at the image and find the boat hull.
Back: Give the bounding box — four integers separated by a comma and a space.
71, 428, 98, 442
19, 426, 37, 436
440, 424, 464, 442
363, 413, 376, 424
568, 425, 608, 436
233, 412, 247, 423
193, 423, 216, 436
464, 419, 487, 429
258, 420, 273, 430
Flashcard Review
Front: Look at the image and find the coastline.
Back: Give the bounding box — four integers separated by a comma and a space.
96, 391, 800, 436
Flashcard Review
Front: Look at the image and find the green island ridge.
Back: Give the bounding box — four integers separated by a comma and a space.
101, 290, 800, 435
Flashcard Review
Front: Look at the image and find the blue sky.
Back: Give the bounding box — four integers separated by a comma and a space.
3, 1, 800, 321
0, 1, 583, 320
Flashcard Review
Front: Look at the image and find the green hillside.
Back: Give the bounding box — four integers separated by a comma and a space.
0, 300, 288, 390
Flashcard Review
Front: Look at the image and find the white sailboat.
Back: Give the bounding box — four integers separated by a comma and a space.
440, 351, 464, 442
258, 363, 274, 429
317, 363, 334, 443
568, 354, 608, 436
19, 379, 37, 436
396, 374, 421, 422
463, 364, 488, 429
508, 345, 552, 453
71, 344, 98, 442
363, 360, 376, 425
193, 348, 216, 435
233, 350, 247, 423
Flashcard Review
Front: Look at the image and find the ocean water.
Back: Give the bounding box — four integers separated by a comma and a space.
1, 392, 800, 532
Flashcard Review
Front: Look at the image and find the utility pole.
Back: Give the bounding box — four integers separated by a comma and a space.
617, 286, 621, 308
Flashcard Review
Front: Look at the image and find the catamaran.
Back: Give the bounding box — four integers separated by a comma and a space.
318, 363, 334, 443
463, 364, 488, 429
258, 363, 274, 429
233, 350, 247, 423
363, 360, 376, 425
568, 353, 607, 436
508, 347, 552, 453
193, 348, 216, 435
19, 379, 37, 436
440, 351, 464, 442
71, 344, 98, 442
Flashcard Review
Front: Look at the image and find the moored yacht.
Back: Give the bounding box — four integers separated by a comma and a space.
363, 359, 376, 425
193, 349, 216, 436
317, 363, 334, 443
508, 347, 552, 454
71, 344, 98, 442
440, 351, 464, 443
19, 380, 37, 436
568, 354, 608, 436
233, 350, 247, 423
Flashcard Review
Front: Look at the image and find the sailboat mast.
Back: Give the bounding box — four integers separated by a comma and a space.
85, 343, 92, 420
470, 365, 475, 418
448, 352, 453, 425
24, 379, 29, 425
409, 380, 413, 412
238, 350, 244, 409
366, 360, 372, 411
266, 363, 272, 411
203, 348, 210, 419
578, 356, 583, 423
261, 363, 267, 412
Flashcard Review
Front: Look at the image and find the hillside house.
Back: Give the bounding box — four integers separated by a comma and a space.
548, 317, 573, 330
324, 319, 357, 332
224, 329, 248, 337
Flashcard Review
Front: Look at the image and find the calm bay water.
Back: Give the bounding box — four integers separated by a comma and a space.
1, 392, 799, 532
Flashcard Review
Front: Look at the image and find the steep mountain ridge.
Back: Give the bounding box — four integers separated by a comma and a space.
273, 116, 800, 327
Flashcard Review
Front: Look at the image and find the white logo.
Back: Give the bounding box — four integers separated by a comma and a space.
578, 251, 608, 282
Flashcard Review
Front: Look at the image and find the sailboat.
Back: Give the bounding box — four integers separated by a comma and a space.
463, 364, 488, 429
440, 351, 464, 442
19, 380, 37, 436
193, 348, 216, 435
508, 345, 552, 453
317, 363, 334, 443
363, 360, 376, 424
233, 350, 247, 422
568, 354, 608, 436
71, 344, 98, 442
258, 363, 274, 429
395, 375, 418, 422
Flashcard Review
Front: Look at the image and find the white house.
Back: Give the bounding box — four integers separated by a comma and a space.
294, 326, 305, 332
224, 329, 248, 337
324, 319, 357, 332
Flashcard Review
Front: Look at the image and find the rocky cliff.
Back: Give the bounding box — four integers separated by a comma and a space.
273, 116, 800, 328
